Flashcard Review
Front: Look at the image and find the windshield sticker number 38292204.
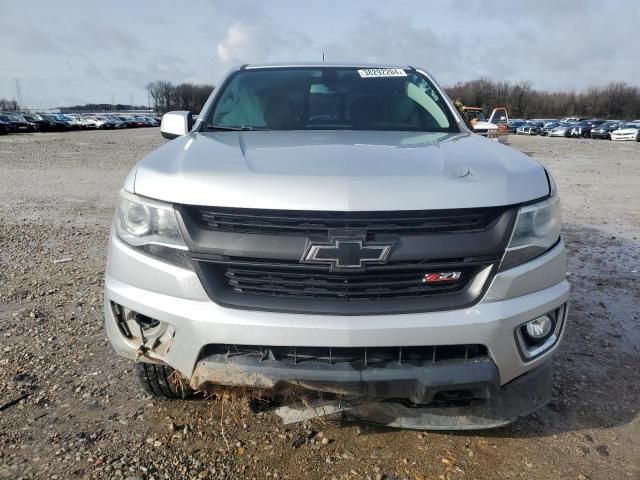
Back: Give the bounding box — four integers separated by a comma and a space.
358, 68, 407, 78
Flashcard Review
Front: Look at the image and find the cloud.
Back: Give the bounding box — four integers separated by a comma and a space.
216, 20, 311, 65
319, 7, 639, 91
216, 23, 257, 63
320, 13, 469, 84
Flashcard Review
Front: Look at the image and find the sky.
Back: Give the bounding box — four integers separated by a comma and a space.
1, 0, 638, 109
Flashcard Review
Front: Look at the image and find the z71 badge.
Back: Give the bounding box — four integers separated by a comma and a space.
422, 272, 462, 284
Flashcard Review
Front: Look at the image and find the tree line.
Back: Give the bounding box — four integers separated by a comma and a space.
146, 81, 214, 115
445, 79, 640, 120
60, 103, 148, 113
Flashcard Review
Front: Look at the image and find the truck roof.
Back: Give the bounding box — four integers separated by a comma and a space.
244, 62, 412, 70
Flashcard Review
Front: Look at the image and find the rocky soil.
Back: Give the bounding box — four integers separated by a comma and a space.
0, 129, 638, 479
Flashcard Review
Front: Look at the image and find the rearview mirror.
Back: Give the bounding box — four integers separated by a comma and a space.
160, 111, 193, 139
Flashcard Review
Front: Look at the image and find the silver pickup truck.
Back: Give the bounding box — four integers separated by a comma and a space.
104, 63, 569, 429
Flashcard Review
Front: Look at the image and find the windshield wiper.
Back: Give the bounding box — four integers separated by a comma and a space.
205, 125, 270, 131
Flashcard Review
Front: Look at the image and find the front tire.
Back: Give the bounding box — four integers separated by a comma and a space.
135, 362, 194, 399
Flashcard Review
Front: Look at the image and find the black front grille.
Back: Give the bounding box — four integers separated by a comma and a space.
180, 205, 516, 314
192, 255, 494, 314
222, 261, 474, 300
202, 343, 489, 367
184, 205, 507, 237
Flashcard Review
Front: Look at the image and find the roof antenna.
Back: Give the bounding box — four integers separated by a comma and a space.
322, 52, 325, 62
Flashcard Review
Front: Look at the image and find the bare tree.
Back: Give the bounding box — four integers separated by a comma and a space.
146, 81, 214, 114
0, 98, 19, 111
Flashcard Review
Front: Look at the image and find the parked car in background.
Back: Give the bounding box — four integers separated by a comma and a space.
132, 116, 158, 127
0, 113, 36, 132
56, 114, 82, 129
101, 115, 125, 128
12, 114, 39, 131
516, 122, 544, 135
93, 115, 125, 129
142, 116, 160, 127
508, 120, 526, 133
132, 116, 152, 127
539, 122, 560, 136
82, 117, 103, 129
21, 113, 54, 131
611, 123, 640, 141
570, 120, 605, 138
117, 116, 140, 128
591, 121, 623, 140
0, 119, 10, 135
79, 116, 94, 129
40, 114, 73, 131
548, 124, 574, 137
109, 116, 128, 128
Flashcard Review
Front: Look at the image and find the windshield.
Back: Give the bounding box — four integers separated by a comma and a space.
205, 67, 459, 132
462, 110, 486, 122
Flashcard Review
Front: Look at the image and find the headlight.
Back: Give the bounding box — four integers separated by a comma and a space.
115, 190, 190, 268
500, 192, 561, 270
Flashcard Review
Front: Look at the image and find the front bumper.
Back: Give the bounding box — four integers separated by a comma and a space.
191, 349, 501, 405
105, 232, 569, 395
611, 135, 637, 141
345, 360, 553, 429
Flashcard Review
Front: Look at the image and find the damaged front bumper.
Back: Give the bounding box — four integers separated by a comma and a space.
190, 346, 552, 429
344, 361, 552, 429
191, 345, 499, 405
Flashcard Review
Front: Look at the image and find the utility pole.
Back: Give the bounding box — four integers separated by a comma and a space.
15, 79, 23, 111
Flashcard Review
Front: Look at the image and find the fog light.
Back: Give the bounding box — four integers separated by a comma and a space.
111, 302, 174, 356
525, 315, 553, 341
515, 305, 566, 361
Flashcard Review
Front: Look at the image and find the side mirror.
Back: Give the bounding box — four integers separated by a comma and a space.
160, 111, 193, 139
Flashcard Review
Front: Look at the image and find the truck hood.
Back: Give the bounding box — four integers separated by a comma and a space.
132, 130, 549, 211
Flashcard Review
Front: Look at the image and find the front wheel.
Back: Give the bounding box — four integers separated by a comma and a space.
134, 362, 194, 399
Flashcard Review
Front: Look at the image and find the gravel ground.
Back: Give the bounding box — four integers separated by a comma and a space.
0, 129, 638, 480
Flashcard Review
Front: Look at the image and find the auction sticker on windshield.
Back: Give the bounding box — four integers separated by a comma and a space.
358, 68, 407, 78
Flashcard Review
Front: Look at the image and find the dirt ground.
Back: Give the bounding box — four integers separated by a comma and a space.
0, 129, 638, 480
